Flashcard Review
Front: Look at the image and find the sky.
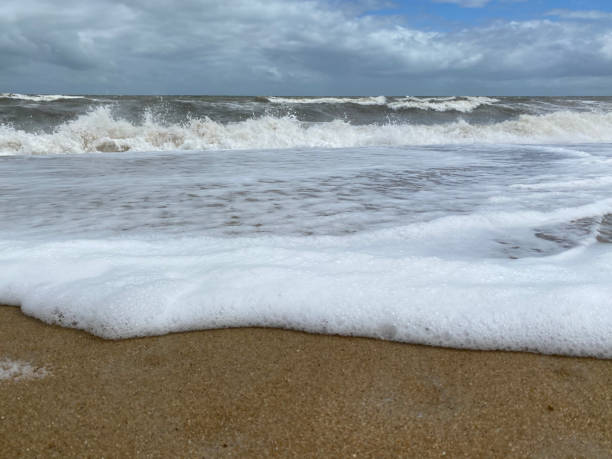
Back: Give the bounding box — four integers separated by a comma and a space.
1, 0, 612, 95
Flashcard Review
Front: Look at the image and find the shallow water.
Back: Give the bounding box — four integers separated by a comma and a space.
1, 95, 611, 357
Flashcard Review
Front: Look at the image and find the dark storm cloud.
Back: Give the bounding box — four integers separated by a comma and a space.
0, 0, 611, 95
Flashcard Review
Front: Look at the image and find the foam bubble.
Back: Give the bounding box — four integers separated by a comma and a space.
0, 358, 48, 381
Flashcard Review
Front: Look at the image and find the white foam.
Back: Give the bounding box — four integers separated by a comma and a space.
267, 95, 498, 113
0, 93, 85, 102
387, 96, 498, 112
374, 198, 612, 241
2, 133, 612, 358
0, 358, 48, 381
267, 96, 387, 105
2, 107, 612, 155
1, 196, 611, 357
511, 176, 612, 190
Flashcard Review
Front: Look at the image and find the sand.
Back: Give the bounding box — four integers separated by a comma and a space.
1, 306, 611, 457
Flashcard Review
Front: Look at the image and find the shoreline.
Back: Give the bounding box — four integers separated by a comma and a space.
1, 305, 611, 456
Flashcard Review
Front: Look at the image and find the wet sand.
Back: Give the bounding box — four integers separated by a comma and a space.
1, 306, 611, 457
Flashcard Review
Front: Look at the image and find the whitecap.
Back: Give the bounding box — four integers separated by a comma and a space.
2, 107, 612, 155
0, 93, 85, 102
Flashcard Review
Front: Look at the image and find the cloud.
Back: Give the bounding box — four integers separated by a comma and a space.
546, 9, 612, 21
0, 0, 611, 95
602, 33, 612, 60
430, 0, 491, 7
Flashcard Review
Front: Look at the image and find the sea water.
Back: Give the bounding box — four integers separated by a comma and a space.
1, 94, 611, 357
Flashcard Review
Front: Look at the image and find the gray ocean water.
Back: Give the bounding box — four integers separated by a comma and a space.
2, 94, 612, 131
2, 94, 612, 154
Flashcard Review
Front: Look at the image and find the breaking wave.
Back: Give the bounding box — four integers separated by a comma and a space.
387, 96, 498, 112
267, 95, 498, 112
268, 96, 388, 105
0, 93, 86, 102
2, 106, 612, 155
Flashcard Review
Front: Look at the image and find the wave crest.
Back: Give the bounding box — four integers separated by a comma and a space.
267, 95, 498, 112
267, 96, 387, 105
2, 106, 612, 155
387, 96, 498, 112
1, 93, 85, 102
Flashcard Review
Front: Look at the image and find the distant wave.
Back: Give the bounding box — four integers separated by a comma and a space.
2, 106, 612, 155
267, 96, 388, 106
267, 95, 498, 113
0, 93, 85, 102
387, 96, 498, 113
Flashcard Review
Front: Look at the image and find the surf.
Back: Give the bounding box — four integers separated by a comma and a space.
2, 105, 612, 155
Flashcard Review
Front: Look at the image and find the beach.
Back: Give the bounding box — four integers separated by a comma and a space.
3, 0, 612, 454
1, 305, 610, 457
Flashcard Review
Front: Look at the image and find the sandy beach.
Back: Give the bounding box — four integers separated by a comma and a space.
1, 305, 611, 457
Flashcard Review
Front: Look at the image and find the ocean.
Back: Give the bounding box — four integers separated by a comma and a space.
1, 94, 611, 357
